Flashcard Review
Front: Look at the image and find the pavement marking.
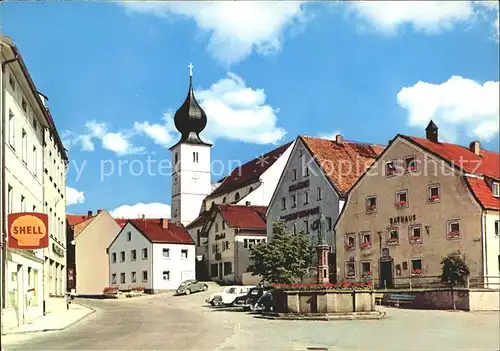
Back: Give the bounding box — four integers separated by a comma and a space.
211, 322, 241, 351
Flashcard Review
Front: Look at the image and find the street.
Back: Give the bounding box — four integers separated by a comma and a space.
2, 287, 499, 351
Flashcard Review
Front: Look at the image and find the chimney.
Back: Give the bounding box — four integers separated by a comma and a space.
97, 209, 102, 214
335, 134, 343, 145
469, 141, 481, 155
245, 201, 251, 206
160, 218, 168, 228
87, 210, 92, 218
425, 120, 439, 143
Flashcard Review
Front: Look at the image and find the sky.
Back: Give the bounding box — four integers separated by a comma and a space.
2, 1, 499, 218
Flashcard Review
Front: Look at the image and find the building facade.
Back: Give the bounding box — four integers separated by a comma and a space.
202, 204, 267, 284
265, 135, 383, 281
108, 219, 195, 292
1, 36, 67, 330
335, 122, 500, 288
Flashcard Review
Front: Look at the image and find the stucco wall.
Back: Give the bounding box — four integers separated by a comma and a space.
336, 137, 484, 285
483, 211, 500, 288
207, 212, 236, 280
152, 243, 195, 291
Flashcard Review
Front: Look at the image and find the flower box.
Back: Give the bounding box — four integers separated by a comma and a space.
132, 286, 145, 292
406, 166, 417, 172
344, 243, 354, 250
362, 271, 372, 278
411, 269, 423, 276
387, 237, 399, 244
446, 231, 462, 239
360, 242, 372, 249
366, 205, 377, 213
428, 194, 440, 202
395, 201, 408, 208
103, 287, 119, 294
409, 236, 422, 244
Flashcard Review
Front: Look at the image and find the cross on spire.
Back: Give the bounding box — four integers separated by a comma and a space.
188, 63, 194, 77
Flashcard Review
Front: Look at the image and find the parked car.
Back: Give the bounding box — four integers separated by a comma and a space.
205, 285, 255, 306
175, 280, 209, 295
254, 289, 276, 312
234, 286, 273, 311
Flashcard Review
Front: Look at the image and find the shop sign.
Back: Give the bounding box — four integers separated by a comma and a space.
389, 214, 416, 225
8, 212, 49, 250
280, 206, 320, 222
289, 179, 310, 192
52, 243, 65, 257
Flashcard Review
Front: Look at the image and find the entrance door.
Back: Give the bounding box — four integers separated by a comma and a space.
379, 260, 393, 289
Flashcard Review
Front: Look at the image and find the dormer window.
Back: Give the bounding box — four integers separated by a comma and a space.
385, 161, 397, 176
234, 192, 240, 201
493, 182, 499, 197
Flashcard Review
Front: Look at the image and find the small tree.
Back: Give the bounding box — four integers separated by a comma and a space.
440, 251, 470, 310
248, 220, 314, 284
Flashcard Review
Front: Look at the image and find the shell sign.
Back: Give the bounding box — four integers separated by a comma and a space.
8, 212, 49, 250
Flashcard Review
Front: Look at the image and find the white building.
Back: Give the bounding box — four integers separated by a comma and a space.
0, 35, 68, 330
108, 219, 195, 292
265, 135, 384, 281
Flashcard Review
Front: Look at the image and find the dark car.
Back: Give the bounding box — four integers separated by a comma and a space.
234, 287, 272, 311
254, 289, 275, 312
175, 280, 208, 295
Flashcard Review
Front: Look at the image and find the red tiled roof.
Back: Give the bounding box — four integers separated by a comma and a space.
216, 204, 267, 229
186, 212, 209, 229
466, 177, 500, 211
129, 219, 194, 245
115, 218, 163, 228
207, 142, 293, 199
407, 137, 500, 179
301, 136, 384, 195
66, 214, 91, 226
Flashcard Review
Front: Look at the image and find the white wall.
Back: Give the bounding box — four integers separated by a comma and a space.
108, 223, 152, 291
152, 243, 195, 290
484, 211, 500, 288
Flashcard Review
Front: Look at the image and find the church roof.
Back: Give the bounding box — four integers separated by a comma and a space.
206, 142, 293, 199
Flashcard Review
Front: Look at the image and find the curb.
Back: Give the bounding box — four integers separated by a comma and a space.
257, 311, 386, 321
2, 304, 96, 335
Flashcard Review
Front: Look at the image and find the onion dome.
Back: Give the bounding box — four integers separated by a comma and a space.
171, 63, 210, 148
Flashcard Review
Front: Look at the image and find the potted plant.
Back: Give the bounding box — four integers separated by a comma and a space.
344, 243, 354, 250
428, 194, 440, 202
395, 201, 407, 208
362, 271, 372, 278
360, 242, 372, 249
387, 237, 399, 245
366, 204, 376, 213
411, 268, 423, 276
409, 236, 422, 243
446, 231, 461, 239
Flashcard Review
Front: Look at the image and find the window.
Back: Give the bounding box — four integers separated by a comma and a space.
131, 250, 137, 261
32, 205, 36, 212
131, 272, 136, 283
249, 186, 254, 192
21, 195, 26, 212
223, 241, 230, 250
32, 146, 37, 176
304, 220, 309, 234
111, 253, 116, 263
120, 273, 125, 284
385, 160, 396, 176
361, 261, 372, 278
120, 251, 125, 262
222, 221, 226, 230
366, 196, 377, 213
388, 228, 399, 245
410, 259, 423, 276
344, 234, 355, 250
395, 190, 408, 208
404, 156, 417, 172
163, 248, 170, 258
222, 197, 227, 203
127, 231, 131, 241
223, 262, 232, 275
181, 249, 188, 259
292, 223, 297, 235
428, 184, 440, 203
304, 191, 309, 205
111, 274, 117, 284
493, 182, 499, 197
291, 194, 297, 208
495, 221, 499, 236
163, 271, 170, 280
21, 98, 27, 112
326, 217, 332, 231
281, 197, 286, 210
345, 261, 355, 278
21, 129, 27, 163
409, 225, 423, 243
193, 151, 199, 163
142, 271, 148, 282
292, 169, 297, 181
9, 74, 15, 91
317, 187, 323, 200
142, 248, 148, 260
234, 192, 241, 201
8, 110, 15, 148
174, 153, 179, 165
447, 220, 461, 240
33, 117, 37, 131
360, 232, 372, 249
244, 239, 264, 249
7, 185, 13, 214
304, 166, 310, 177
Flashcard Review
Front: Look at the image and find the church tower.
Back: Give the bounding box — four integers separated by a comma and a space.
169, 64, 212, 226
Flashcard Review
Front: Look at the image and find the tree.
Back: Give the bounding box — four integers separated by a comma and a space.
248, 220, 314, 284
440, 251, 470, 310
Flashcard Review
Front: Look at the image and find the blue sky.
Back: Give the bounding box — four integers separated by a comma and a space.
2, 1, 499, 218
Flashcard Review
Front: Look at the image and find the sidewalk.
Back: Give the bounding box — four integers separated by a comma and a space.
2, 303, 95, 335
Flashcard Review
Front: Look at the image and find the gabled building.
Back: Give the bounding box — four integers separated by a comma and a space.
202, 204, 267, 284
335, 122, 500, 288
107, 219, 195, 292
266, 134, 384, 282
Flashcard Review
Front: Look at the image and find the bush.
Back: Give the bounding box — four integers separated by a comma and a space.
272, 281, 373, 291
440, 251, 470, 287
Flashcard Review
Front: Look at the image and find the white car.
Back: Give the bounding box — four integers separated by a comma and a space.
205, 285, 255, 306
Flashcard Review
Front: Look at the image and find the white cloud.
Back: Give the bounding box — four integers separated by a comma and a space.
346, 1, 498, 36
133, 118, 174, 147
196, 72, 286, 144
318, 131, 342, 141
110, 202, 171, 219
121, 1, 308, 65
397, 76, 500, 142
66, 186, 85, 206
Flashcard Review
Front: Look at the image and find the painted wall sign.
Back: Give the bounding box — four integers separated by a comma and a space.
215, 233, 226, 241
8, 212, 49, 250
289, 179, 310, 192
389, 214, 416, 225
280, 206, 320, 222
